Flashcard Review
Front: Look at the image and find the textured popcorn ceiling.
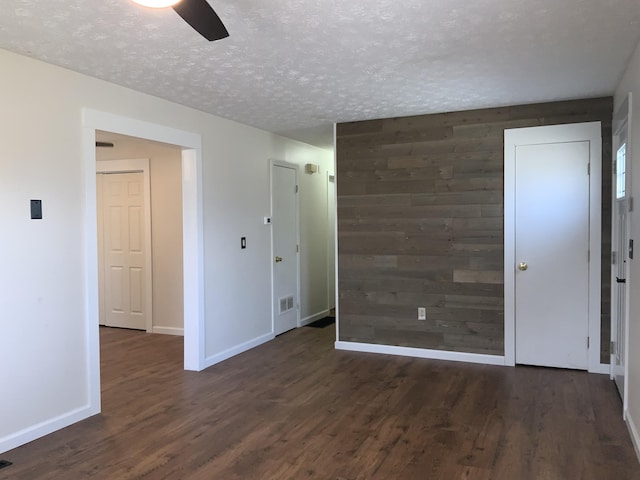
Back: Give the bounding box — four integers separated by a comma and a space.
1, 0, 639, 148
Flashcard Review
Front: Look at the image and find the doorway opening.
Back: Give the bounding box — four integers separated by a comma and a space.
82, 109, 205, 417
96, 134, 185, 336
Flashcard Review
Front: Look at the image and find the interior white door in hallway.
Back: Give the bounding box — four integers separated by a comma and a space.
98, 171, 151, 331
271, 162, 299, 335
505, 122, 602, 371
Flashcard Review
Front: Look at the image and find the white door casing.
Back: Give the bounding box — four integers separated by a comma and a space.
83, 110, 204, 434
504, 122, 602, 372
97, 159, 152, 332
611, 93, 632, 410
327, 172, 336, 310
97, 172, 105, 326
271, 161, 300, 335
613, 202, 629, 393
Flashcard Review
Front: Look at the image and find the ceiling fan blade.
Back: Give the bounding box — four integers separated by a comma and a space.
173, 0, 229, 42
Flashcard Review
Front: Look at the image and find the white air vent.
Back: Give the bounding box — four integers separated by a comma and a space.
279, 295, 295, 315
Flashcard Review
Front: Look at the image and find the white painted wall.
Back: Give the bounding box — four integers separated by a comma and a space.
299, 162, 335, 325
96, 137, 185, 334
615, 38, 640, 453
0, 48, 332, 453
201, 140, 332, 359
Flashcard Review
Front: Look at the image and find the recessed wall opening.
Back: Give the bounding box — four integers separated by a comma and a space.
95, 131, 184, 336
82, 109, 205, 417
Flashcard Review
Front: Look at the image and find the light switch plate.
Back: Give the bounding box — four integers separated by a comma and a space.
30, 199, 42, 219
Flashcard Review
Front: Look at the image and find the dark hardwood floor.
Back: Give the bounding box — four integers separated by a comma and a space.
3, 325, 639, 479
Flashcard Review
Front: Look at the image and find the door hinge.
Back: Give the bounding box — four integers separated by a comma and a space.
612, 251, 617, 265
587, 250, 590, 262
611, 341, 616, 355
587, 337, 590, 349
587, 163, 591, 175
629, 197, 634, 212
295, 185, 299, 193
296, 244, 299, 253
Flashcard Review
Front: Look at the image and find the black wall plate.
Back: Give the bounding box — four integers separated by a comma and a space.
30, 199, 42, 219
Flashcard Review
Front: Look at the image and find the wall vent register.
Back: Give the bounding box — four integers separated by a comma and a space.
279, 295, 294, 315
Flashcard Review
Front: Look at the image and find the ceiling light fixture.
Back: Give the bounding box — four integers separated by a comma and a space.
130, 0, 229, 42
131, 0, 181, 8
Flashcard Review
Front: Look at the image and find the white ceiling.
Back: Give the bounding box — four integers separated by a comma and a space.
1, 0, 639, 148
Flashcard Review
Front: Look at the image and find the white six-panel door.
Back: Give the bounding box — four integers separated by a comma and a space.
99, 172, 148, 330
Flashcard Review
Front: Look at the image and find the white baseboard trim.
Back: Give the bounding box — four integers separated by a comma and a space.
626, 410, 640, 463
300, 309, 330, 327
594, 363, 610, 375
152, 326, 184, 336
203, 332, 275, 369
335, 341, 505, 366
0, 404, 97, 455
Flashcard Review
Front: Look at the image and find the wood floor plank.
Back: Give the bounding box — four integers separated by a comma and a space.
2, 325, 639, 479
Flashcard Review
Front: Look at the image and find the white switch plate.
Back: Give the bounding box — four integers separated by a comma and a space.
418, 307, 426, 320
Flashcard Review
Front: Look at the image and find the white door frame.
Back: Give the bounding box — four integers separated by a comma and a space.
82, 109, 205, 416
326, 171, 336, 311
269, 159, 301, 333
504, 122, 603, 373
332, 124, 339, 340
97, 159, 153, 333
611, 93, 633, 415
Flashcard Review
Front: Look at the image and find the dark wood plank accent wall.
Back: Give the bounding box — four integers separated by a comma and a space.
336, 98, 613, 359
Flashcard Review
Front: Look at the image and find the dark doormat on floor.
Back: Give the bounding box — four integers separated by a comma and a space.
306, 316, 335, 328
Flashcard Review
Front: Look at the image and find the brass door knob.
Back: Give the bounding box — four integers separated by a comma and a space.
518, 262, 528, 271
275, 256, 283, 263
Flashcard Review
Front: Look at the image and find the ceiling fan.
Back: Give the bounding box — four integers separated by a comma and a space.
131, 0, 229, 42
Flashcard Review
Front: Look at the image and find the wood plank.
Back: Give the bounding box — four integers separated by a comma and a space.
338, 217, 453, 234
410, 191, 502, 206
387, 151, 502, 169
339, 193, 411, 208
339, 165, 452, 181
337, 126, 453, 148
453, 270, 504, 284
339, 276, 504, 297
338, 204, 483, 220
336, 118, 384, 136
